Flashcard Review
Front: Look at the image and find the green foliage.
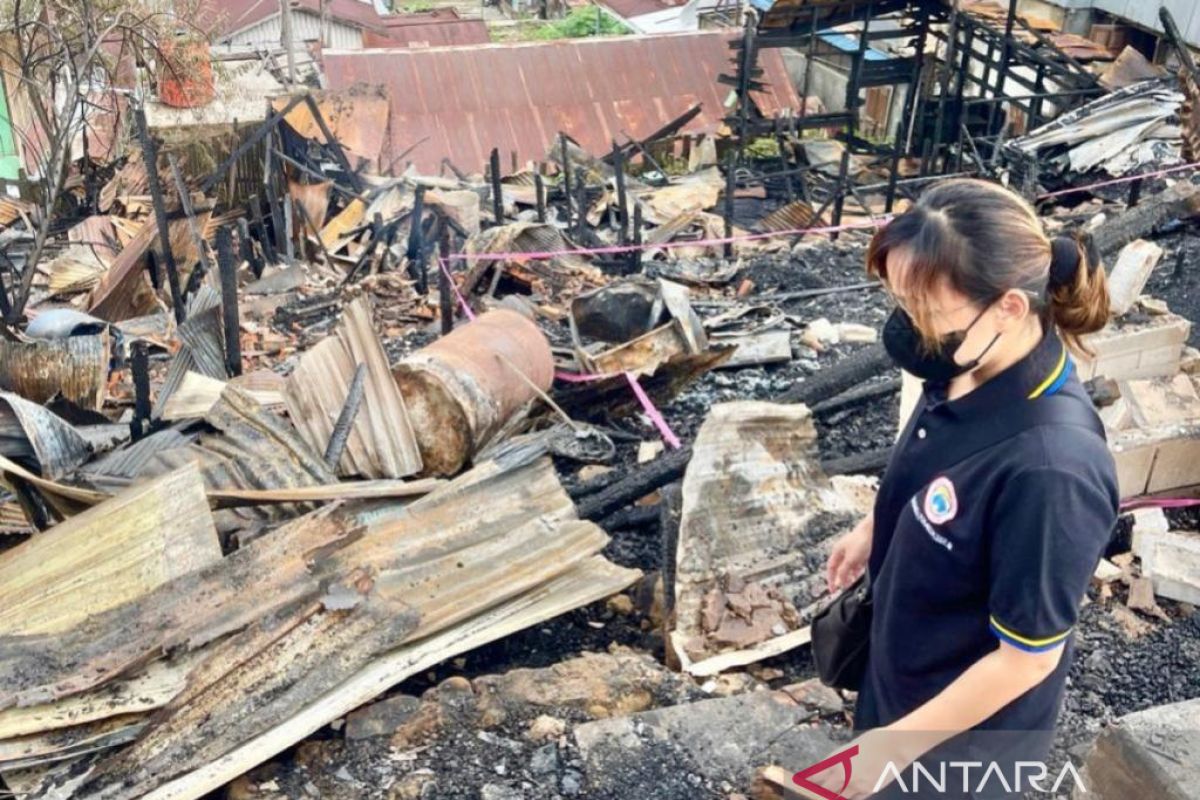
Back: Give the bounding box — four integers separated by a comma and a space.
531, 6, 631, 40
744, 137, 781, 159
398, 0, 434, 11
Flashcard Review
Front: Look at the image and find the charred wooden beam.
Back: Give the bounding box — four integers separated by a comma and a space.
216, 227, 242, 378
1088, 182, 1200, 258
438, 225, 454, 335
323, 363, 367, 469
776, 343, 892, 405
199, 93, 305, 195
303, 93, 366, 193
535, 171, 547, 223
406, 185, 426, 282
131, 340, 151, 442
134, 106, 185, 325
166, 154, 212, 283
249, 194, 276, 264
612, 141, 629, 244
236, 217, 264, 278
489, 147, 504, 225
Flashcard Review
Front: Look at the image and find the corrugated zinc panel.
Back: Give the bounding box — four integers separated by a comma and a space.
322, 32, 802, 174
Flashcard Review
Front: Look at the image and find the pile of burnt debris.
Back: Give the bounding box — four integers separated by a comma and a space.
5, 70, 1200, 800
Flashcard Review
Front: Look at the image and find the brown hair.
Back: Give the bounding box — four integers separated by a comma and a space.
866, 178, 1109, 353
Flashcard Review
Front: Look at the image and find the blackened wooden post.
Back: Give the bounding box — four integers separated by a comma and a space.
489, 148, 504, 225
167, 153, 212, 280
438, 225, 454, 335
832, 2, 871, 240
236, 217, 263, 277
131, 340, 151, 442
1128, 177, 1144, 209
406, 184, 426, 274
612, 140, 629, 244
774, 118, 794, 202
632, 204, 643, 272
216, 227, 243, 378
535, 171, 546, 223
249, 194, 276, 264
263, 137, 289, 264
723, 153, 735, 258
560, 134, 573, 224
134, 105, 186, 324
575, 180, 588, 239
0, 272, 10, 321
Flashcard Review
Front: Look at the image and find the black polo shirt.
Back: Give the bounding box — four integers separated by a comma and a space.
855, 329, 1118, 750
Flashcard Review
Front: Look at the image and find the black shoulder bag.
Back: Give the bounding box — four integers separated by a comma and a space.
811, 573, 872, 691
810, 388, 1104, 692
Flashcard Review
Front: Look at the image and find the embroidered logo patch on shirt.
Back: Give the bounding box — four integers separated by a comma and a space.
924, 476, 958, 524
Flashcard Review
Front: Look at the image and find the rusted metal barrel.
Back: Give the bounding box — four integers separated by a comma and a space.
393, 309, 553, 476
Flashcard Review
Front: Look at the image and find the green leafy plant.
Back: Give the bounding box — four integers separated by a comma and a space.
531, 6, 630, 40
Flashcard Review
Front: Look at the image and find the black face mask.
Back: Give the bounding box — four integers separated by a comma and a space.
882, 305, 1001, 384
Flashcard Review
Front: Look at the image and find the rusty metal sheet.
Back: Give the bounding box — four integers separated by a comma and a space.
283, 297, 422, 479
275, 88, 391, 168
392, 309, 553, 476
364, 18, 489, 48
0, 334, 108, 411
322, 32, 802, 174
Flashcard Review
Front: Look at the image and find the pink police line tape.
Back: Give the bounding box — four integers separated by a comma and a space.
432, 160, 1200, 450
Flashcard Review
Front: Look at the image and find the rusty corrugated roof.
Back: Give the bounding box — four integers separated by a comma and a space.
363, 10, 490, 48
322, 32, 803, 174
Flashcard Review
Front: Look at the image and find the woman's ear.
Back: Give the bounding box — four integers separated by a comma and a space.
996, 289, 1031, 327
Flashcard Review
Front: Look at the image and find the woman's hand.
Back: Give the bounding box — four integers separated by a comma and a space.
827, 513, 873, 594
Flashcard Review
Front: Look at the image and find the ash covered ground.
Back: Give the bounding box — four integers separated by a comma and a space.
236, 230, 1200, 800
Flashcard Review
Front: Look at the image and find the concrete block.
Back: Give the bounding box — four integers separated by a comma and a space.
1080, 698, 1200, 800
1111, 441, 1155, 498
1136, 526, 1200, 605
1079, 314, 1191, 382
1108, 240, 1163, 316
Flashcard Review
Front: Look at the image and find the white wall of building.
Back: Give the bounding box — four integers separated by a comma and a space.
227, 10, 365, 49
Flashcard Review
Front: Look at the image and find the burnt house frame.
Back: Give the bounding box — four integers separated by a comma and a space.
721, 0, 1106, 228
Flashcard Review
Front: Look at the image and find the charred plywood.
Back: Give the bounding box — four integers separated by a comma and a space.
0, 335, 107, 411
0, 464, 220, 639
670, 401, 864, 676
284, 297, 422, 479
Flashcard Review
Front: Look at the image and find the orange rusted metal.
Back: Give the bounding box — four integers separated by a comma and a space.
322, 32, 803, 174
393, 309, 553, 476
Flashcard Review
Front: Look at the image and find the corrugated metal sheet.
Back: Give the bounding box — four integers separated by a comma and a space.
153, 287, 226, 419
0, 392, 90, 480
364, 18, 490, 48
322, 32, 804, 174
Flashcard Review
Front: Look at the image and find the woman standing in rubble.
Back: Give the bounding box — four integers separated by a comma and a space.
816, 179, 1118, 799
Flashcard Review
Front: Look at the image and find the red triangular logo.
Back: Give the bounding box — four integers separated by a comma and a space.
792, 745, 860, 800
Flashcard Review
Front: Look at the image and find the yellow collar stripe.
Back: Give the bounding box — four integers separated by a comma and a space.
1027, 346, 1068, 400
